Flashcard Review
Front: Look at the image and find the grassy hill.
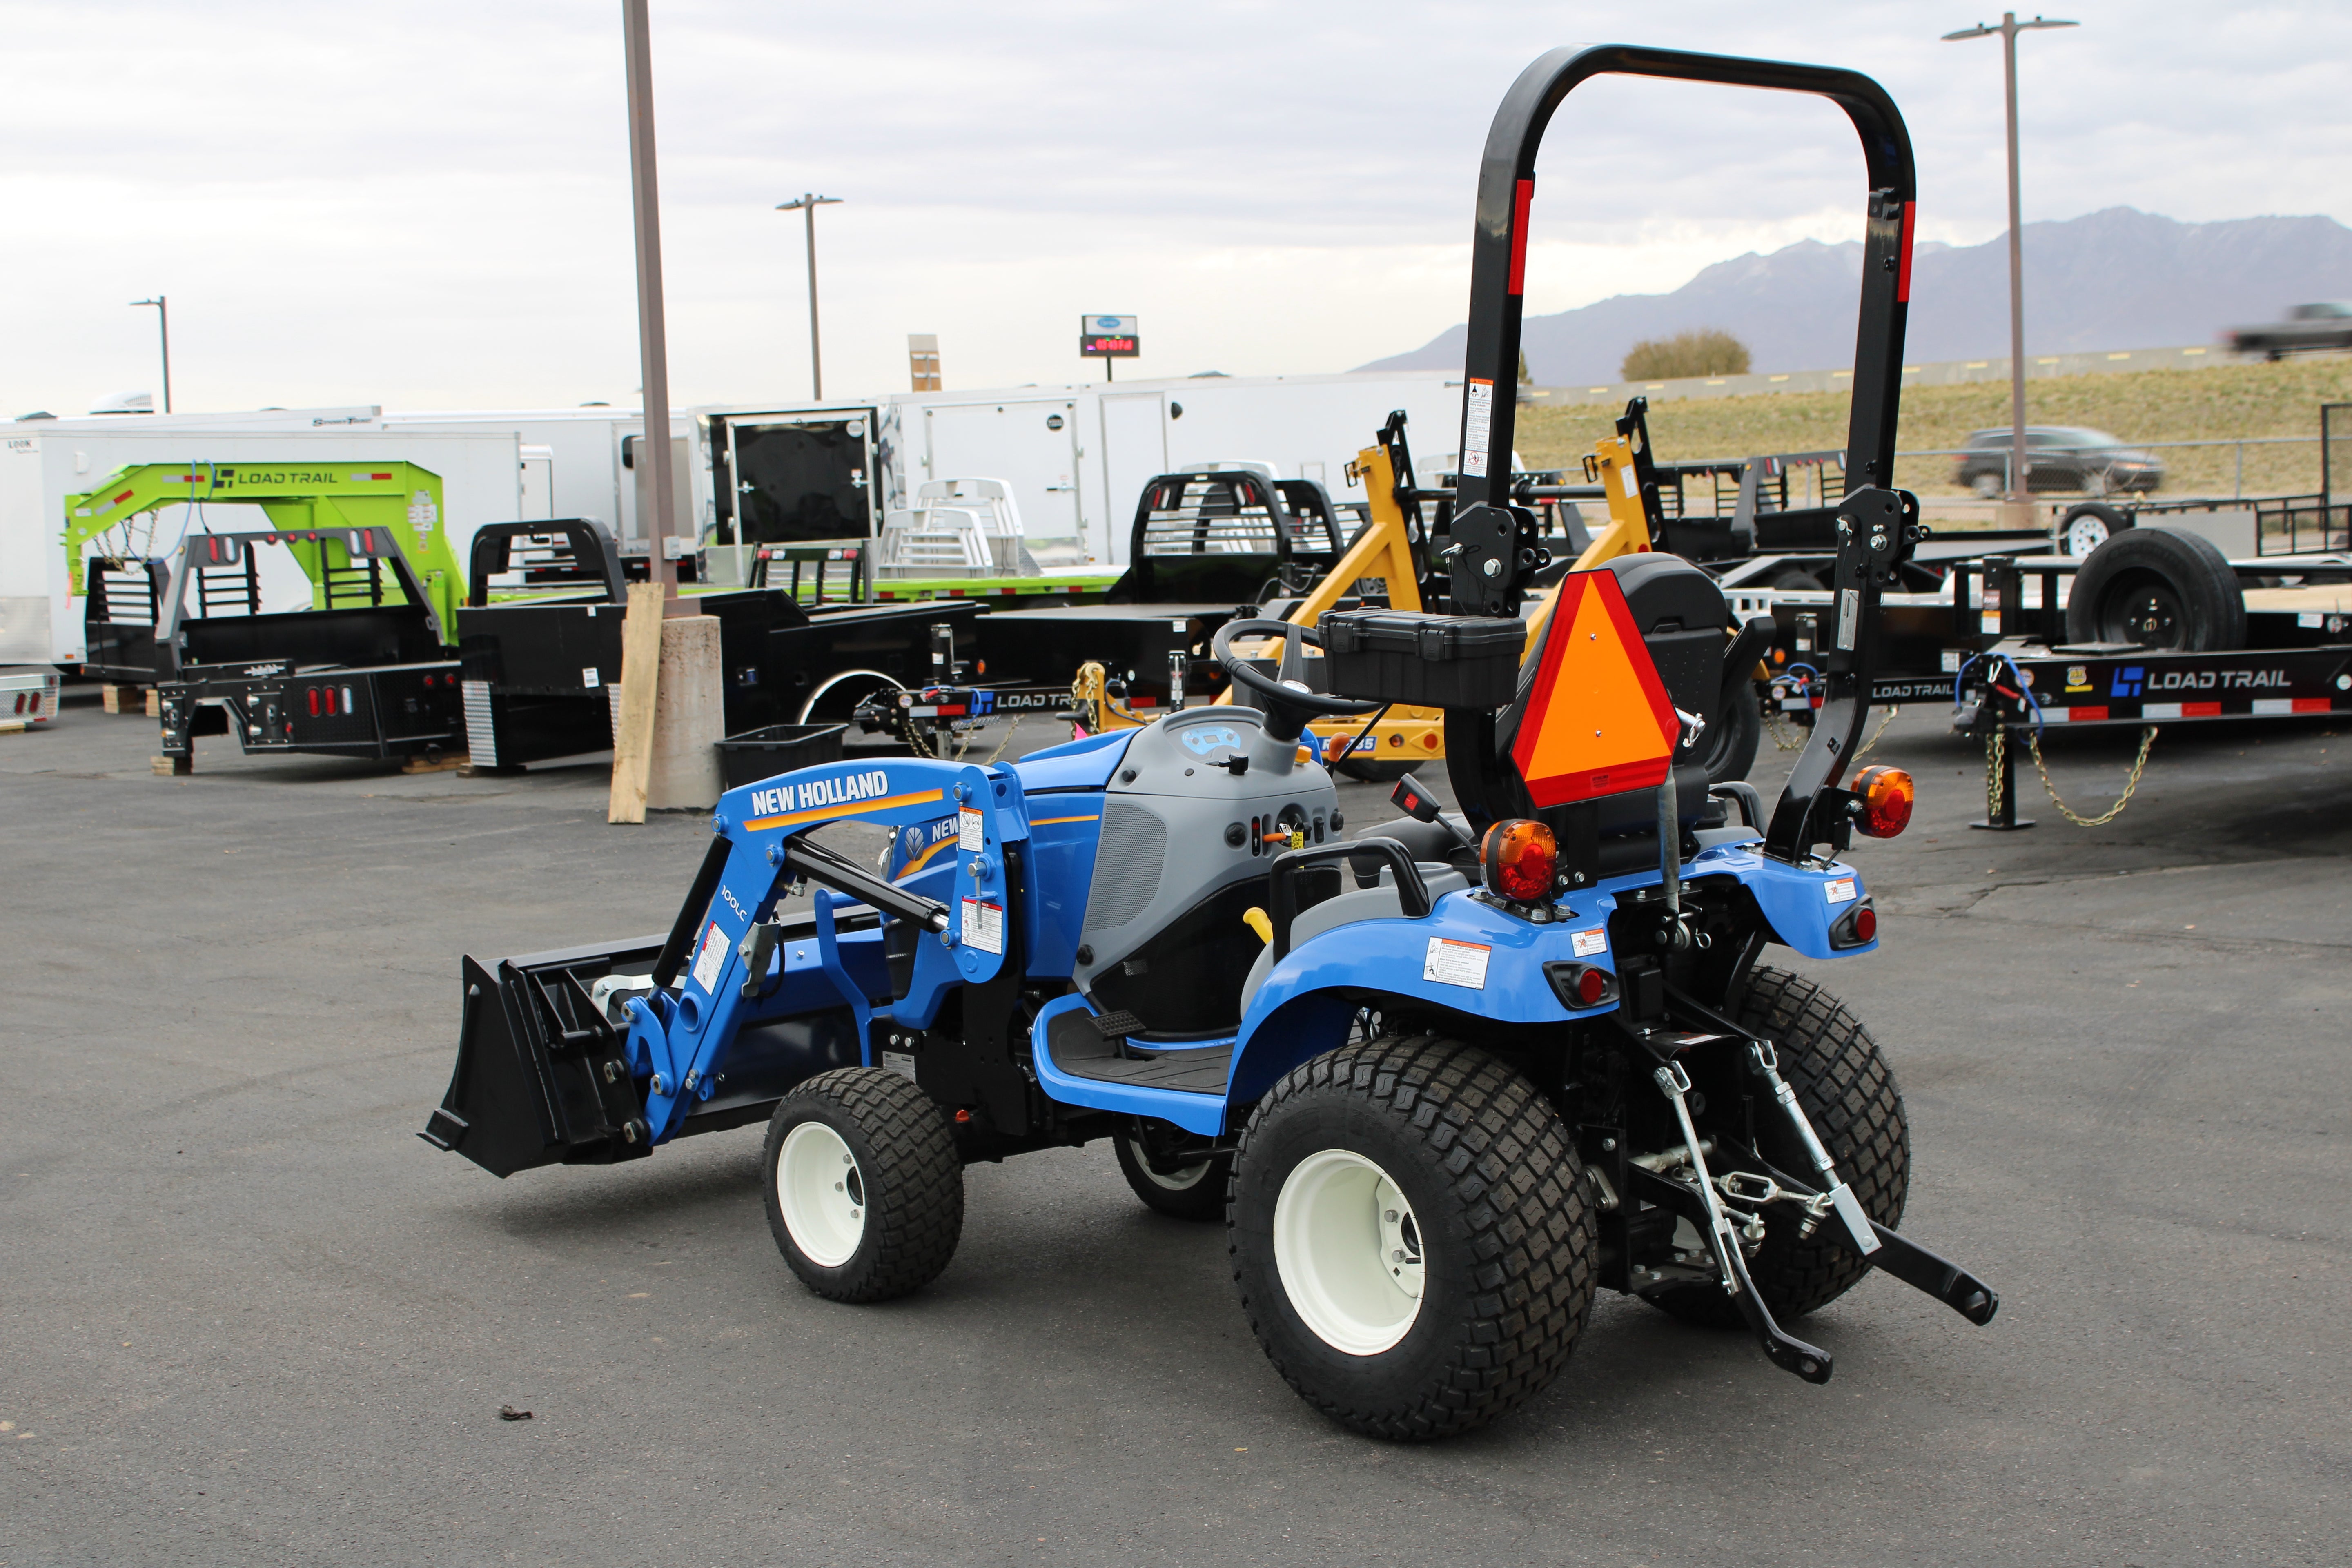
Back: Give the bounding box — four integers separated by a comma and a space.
1515, 357, 2352, 499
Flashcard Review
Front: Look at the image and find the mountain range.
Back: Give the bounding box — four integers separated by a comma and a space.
1357, 208, 2352, 383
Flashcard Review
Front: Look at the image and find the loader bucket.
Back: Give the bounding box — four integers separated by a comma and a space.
420, 935, 666, 1178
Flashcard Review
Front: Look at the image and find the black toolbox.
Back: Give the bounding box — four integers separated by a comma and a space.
715, 723, 847, 789
1319, 610, 1525, 708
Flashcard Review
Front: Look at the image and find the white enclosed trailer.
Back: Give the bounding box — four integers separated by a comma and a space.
0, 411, 521, 668
383, 408, 704, 563
699, 370, 1463, 570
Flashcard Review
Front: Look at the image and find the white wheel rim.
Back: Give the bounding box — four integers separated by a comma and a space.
1128, 1130, 1211, 1191
777, 1120, 866, 1268
1272, 1149, 1424, 1356
2067, 517, 2109, 556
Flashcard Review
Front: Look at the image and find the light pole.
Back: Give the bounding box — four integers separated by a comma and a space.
621, 0, 685, 605
777, 193, 843, 399
1943, 13, 2077, 519
129, 296, 171, 413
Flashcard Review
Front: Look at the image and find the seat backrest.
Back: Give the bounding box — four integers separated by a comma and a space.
1600, 552, 1729, 723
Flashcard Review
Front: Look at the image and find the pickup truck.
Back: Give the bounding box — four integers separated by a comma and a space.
2225, 302, 2352, 360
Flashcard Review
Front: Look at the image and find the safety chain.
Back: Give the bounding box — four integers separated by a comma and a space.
2029, 724, 2158, 827
1761, 700, 1894, 756
1851, 704, 1899, 762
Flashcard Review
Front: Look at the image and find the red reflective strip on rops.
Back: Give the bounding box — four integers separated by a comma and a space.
1896, 201, 1917, 302
1507, 178, 1535, 295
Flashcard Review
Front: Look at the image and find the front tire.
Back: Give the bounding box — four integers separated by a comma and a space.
1649, 968, 1908, 1327
762, 1067, 964, 1303
1230, 1036, 1597, 1440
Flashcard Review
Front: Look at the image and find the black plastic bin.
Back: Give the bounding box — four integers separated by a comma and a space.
715, 723, 847, 789
1319, 610, 1524, 709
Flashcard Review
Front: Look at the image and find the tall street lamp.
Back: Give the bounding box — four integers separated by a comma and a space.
777, 193, 843, 399
1943, 13, 2078, 519
129, 296, 171, 413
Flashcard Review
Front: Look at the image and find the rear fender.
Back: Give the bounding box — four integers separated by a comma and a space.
1225, 889, 1621, 1112
1692, 843, 1875, 960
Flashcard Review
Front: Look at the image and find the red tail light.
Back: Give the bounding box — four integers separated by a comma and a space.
1479, 818, 1557, 904
1853, 766, 1914, 838
1853, 905, 1878, 942
307, 688, 321, 717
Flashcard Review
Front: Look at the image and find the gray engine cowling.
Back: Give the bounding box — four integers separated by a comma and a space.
1072, 706, 1338, 1029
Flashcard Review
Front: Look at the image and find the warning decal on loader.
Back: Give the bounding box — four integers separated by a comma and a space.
691, 921, 729, 993
962, 898, 1004, 955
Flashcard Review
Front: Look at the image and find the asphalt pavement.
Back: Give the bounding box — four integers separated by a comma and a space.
2, 694, 2345, 1566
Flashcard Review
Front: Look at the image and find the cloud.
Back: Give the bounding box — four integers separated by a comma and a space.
2, 1, 2346, 413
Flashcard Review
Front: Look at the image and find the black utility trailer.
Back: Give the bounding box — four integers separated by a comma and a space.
966, 467, 1356, 709
150, 527, 465, 769
1733, 513, 2351, 814
456, 519, 982, 770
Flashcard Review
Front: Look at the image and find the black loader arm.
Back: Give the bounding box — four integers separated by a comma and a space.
1441, 44, 1923, 854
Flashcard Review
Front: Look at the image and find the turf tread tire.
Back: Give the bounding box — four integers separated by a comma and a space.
1230, 1036, 1596, 1441
1652, 967, 1908, 1328
763, 1067, 964, 1304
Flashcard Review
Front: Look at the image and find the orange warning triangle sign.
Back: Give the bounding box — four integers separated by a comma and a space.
1511, 570, 1681, 808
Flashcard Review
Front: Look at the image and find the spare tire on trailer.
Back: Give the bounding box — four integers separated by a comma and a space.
2063, 525, 2245, 652
2059, 501, 2129, 557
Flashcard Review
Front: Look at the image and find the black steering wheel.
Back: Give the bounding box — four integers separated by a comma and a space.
1211, 618, 1383, 739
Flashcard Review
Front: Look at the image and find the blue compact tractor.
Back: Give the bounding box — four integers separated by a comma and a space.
424, 45, 1995, 1439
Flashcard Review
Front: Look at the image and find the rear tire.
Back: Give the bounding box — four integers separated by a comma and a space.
763, 1067, 964, 1303
1114, 1119, 1231, 1221
2065, 525, 2245, 651
1649, 968, 1908, 1328
1231, 1036, 1597, 1440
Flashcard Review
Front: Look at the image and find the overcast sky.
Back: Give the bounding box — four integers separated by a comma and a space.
4, 1, 2348, 416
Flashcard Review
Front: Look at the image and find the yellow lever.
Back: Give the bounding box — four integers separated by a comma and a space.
1242, 907, 1272, 945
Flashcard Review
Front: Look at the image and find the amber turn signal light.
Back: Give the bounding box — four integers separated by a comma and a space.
1852, 766, 1914, 838
1479, 817, 1558, 903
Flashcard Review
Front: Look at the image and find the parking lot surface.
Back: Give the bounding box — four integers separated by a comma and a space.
3, 697, 2345, 1566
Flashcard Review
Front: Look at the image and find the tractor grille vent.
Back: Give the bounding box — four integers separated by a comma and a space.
1082, 801, 1167, 934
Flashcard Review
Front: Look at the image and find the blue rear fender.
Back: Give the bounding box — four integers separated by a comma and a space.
1682, 841, 1877, 960
1223, 888, 1621, 1111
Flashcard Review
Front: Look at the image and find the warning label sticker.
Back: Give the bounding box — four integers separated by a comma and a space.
690, 921, 729, 993
957, 807, 984, 852
1571, 927, 1608, 958
1461, 380, 1494, 477
1423, 936, 1491, 990
962, 898, 1004, 954
1824, 877, 1858, 904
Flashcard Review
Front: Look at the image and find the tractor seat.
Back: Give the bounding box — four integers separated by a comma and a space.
1236, 855, 1473, 1016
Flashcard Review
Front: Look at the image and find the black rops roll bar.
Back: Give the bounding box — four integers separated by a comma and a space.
466, 518, 628, 608
1445, 45, 1922, 864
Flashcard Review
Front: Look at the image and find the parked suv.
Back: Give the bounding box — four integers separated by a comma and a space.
1953, 427, 2163, 498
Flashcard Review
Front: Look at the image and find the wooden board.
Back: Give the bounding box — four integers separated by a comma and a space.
400, 751, 470, 775
607, 582, 668, 824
